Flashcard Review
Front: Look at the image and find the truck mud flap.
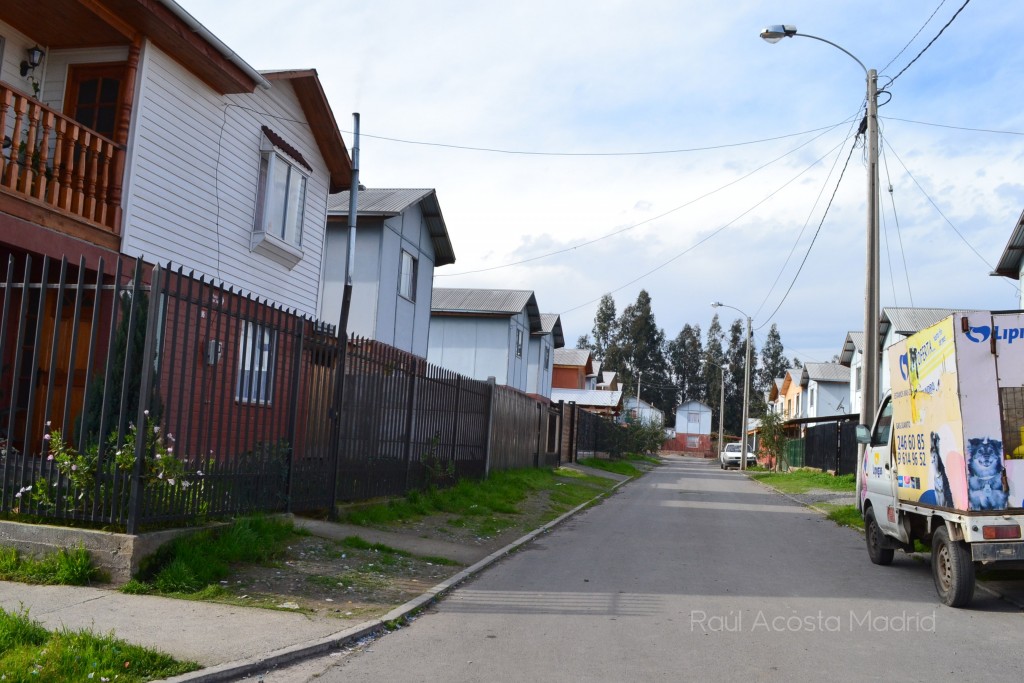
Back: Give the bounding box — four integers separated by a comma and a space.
972, 542, 1024, 562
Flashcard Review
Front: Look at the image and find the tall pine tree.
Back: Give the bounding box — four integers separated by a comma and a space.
615, 290, 674, 419
668, 323, 704, 406
702, 314, 726, 436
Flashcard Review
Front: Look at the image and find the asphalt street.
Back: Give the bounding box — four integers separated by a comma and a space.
261, 456, 1024, 682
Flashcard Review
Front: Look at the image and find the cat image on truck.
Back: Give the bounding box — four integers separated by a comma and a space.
857, 311, 1024, 607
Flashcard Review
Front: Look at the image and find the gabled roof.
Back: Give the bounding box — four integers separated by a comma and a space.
993, 207, 1024, 278
879, 308, 986, 350
838, 331, 863, 367
327, 189, 455, 266
262, 71, 352, 193
553, 348, 592, 368
551, 388, 623, 409
7, 0, 268, 95
599, 371, 618, 388
538, 314, 565, 348
804, 362, 850, 384
431, 288, 541, 332
768, 377, 784, 401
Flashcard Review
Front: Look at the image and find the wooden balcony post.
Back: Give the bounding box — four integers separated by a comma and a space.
4, 95, 26, 189
46, 118, 67, 205
0, 89, 11, 182
32, 110, 55, 202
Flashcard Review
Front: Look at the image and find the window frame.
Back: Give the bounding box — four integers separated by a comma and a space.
251, 134, 310, 267
235, 321, 277, 405
399, 249, 418, 302
515, 329, 524, 358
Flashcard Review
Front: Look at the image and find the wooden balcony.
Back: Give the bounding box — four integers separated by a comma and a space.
0, 83, 123, 251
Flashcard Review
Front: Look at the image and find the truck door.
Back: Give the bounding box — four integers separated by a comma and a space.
865, 395, 902, 537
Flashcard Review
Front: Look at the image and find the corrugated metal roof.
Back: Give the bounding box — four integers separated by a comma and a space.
994, 207, 1024, 277
804, 362, 850, 383
551, 388, 623, 408
838, 331, 863, 367
327, 189, 455, 266
431, 288, 542, 332
539, 313, 565, 348
553, 348, 591, 367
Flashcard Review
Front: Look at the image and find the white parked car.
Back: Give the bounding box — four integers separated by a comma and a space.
719, 443, 756, 469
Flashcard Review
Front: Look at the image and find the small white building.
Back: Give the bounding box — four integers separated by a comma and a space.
526, 313, 564, 399
622, 396, 664, 426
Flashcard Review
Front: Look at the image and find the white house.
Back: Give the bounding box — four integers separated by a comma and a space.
665, 400, 712, 453
0, 1, 352, 320
320, 189, 455, 357
526, 313, 564, 399
838, 331, 864, 419
623, 396, 664, 426
801, 363, 851, 417
428, 288, 541, 392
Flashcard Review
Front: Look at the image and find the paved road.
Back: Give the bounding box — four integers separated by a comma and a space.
261, 456, 1023, 682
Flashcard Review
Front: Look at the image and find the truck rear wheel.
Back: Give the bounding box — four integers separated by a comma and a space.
931, 526, 975, 608
865, 508, 894, 565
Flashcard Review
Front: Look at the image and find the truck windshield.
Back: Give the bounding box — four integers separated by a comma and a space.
872, 397, 893, 447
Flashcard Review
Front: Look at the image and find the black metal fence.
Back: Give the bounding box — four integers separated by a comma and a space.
1, 255, 558, 533
800, 420, 859, 475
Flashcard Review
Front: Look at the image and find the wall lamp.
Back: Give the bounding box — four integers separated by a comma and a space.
20, 45, 45, 77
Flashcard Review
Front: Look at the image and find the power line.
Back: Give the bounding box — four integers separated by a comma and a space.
559, 135, 854, 317
879, 135, 914, 306
881, 116, 1024, 137
883, 0, 972, 89
342, 123, 853, 157
881, 0, 949, 74
755, 134, 860, 331
753, 107, 865, 320
439, 118, 855, 277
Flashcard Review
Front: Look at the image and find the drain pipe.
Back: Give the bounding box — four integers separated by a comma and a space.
339, 113, 359, 337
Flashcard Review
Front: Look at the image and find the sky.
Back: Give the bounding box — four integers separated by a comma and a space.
178, 0, 1024, 365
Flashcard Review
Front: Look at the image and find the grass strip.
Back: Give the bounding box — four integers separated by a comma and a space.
821, 504, 864, 529
121, 516, 298, 596
0, 607, 197, 682
0, 545, 104, 585
343, 467, 615, 527
748, 470, 856, 493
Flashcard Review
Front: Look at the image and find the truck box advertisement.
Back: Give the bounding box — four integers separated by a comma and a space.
888, 312, 1024, 511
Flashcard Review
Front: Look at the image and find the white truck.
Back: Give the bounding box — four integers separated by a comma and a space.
857, 311, 1024, 607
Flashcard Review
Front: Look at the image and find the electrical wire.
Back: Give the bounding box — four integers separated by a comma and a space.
752, 105, 865, 319
882, 139, 1013, 285
343, 123, 856, 157
879, 134, 915, 306
883, 0, 972, 89
559, 134, 855, 316
881, 0, 949, 74
755, 134, 860, 331
880, 195, 899, 306
881, 117, 1024, 137
439, 118, 856, 277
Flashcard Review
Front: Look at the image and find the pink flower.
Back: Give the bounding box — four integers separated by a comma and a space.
42, 434, 51, 442
47, 454, 54, 461
71, 464, 77, 471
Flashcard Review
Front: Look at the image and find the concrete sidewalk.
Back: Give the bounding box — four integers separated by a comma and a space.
0, 460, 636, 682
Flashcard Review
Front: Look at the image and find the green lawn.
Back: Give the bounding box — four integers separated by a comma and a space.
0, 607, 197, 682
748, 469, 855, 494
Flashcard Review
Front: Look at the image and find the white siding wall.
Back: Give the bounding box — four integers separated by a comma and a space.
675, 401, 712, 436
428, 316, 510, 384
526, 334, 553, 398
809, 380, 849, 417
321, 219, 381, 337
505, 310, 531, 392
0, 23, 42, 98
120, 42, 331, 316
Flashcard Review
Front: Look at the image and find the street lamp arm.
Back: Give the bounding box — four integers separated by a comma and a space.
760, 26, 867, 76
710, 301, 750, 319
792, 33, 868, 75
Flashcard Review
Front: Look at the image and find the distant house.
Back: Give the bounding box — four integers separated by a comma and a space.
622, 396, 664, 426
766, 377, 785, 415
321, 189, 455, 357
992, 207, 1024, 307
550, 387, 623, 418
526, 314, 565, 399
801, 363, 851, 417
838, 331, 864, 419
552, 348, 593, 390
779, 368, 804, 419
428, 288, 541, 392
663, 400, 712, 455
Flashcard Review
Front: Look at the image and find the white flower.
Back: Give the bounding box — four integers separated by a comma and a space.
45, 420, 51, 427
158, 472, 163, 479
153, 426, 160, 434
167, 478, 175, 486
143, 410, 149, 417
197, 470, 204, 476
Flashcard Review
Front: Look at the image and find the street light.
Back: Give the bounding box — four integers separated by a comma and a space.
759, 24, 880, 451
712, 302, 752, 470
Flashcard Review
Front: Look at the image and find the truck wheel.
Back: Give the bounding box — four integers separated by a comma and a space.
865, 508, 894, 565
931, 526, 975, 608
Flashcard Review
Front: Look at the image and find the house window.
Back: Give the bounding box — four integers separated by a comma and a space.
236, 322, 276, 404
252, 127, 310, 265
399, 250, 417, 301
809, 386, 816, 408
687, 436, 700, 449
687, 411, 700, 426
856, 367, 862, 391
516, 329, 523, 358
544, 346, 551, 368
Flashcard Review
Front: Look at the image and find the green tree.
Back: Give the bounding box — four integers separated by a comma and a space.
757, 409, 789, 471
615, 290, 674, 418
722, 320, 759, 435
591, 294, 618, 361
757, 324, 790, 405
702, 314, 726, 436
668, 323, 704, 408
576, 334, 592, 350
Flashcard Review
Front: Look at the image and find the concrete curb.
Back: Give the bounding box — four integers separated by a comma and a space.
161, 470, 635, 682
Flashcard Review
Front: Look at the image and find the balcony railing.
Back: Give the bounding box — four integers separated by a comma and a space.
0, 84, 123, 235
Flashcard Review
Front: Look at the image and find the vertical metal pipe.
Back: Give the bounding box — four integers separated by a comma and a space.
740, 316, 752, 471
127, 264, 162, 534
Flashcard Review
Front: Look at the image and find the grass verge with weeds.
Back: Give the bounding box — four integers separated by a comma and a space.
748, 469, 855, 494
342, 467, 615, 529
121, 516, 299, 597
821, 504, 863, 529
0, 545, 106, 585
0, 606, 197, 681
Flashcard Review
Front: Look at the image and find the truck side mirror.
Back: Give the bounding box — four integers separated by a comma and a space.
855, 424, 871, 444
